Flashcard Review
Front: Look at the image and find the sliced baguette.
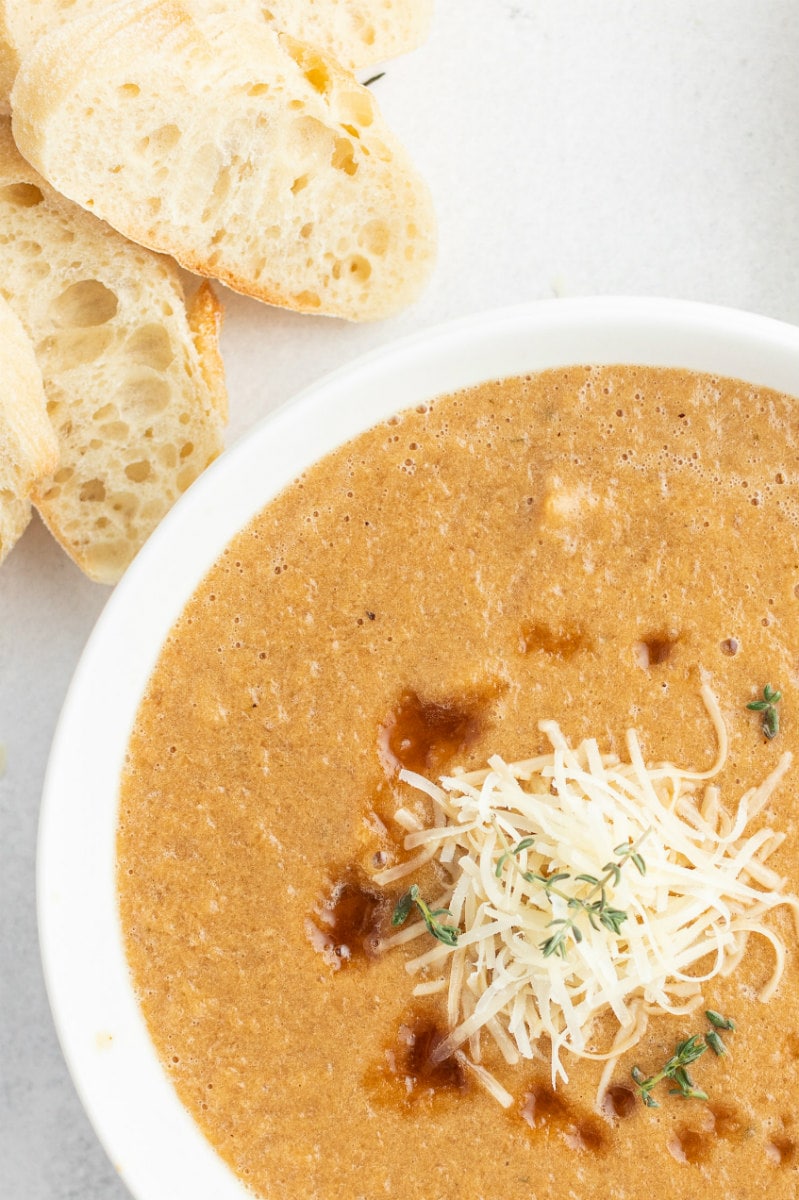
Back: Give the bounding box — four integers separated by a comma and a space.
0, 120, 227, 583
0, 290, 58, 564
11, 0, 436, 321
0, 0, 432, 110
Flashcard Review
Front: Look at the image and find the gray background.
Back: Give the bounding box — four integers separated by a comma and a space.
3, 1, 799, 1195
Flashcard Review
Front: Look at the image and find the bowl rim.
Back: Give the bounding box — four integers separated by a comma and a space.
37, 295, 799, 1199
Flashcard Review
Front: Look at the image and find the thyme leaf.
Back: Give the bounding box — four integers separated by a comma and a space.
747, 683, 782, 739
495, 836, 536, 877
705, 1009, 736, 1031
705, 1030, 727, 1057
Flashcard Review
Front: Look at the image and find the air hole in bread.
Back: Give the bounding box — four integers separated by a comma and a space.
247, 83, 270, 97
291, 174, 309, 194
54, 467, 74, 484
341, 124, 361, 140
121, 375, 171, 415
51, 280, 118, 327
39, 327, 114, 369
359, 220, 390, 256
201, 167, 234, 222
95, 517, 110, 530
336, 255, 371, 283
0, 183, 44, 208
92, 403, 117, 424
178, 413, 190, 425
179, 442, 194, 460
119, 83, 141, 98
295, 290, 321, 309
282, 40, 334, 97
17, 239, 42, 258
125, 460, 152, 483
331, 137, 358, 176
304, 63, 332, 95
154, 124, 182, 152
300, 222, 314, 239
126, 323, 174, 370
80, 478, 106, 502
100, 421, 130, 441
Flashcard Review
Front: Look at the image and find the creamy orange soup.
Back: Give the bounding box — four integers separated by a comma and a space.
119, 367, 799, 1198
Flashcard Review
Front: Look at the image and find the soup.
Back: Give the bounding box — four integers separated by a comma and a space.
118, 366, 799, 1198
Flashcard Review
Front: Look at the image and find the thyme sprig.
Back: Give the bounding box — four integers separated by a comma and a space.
631, 1011, 736, 1106
747, 683, 782, 739
392, 883, 459, 947
632, 1035, 708, 1106
494, 831, 649, 959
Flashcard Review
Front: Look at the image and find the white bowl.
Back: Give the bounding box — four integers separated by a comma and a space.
38, 296, 799, 1199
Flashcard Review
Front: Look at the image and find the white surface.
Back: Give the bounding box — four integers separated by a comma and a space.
3, 1, 799, 1195
37, 298, 799, 1200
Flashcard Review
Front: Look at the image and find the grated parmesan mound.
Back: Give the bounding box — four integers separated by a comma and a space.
376, 684, 799, 1108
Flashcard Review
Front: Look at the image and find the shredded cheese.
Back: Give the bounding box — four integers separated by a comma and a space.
376, 684, 799, 1103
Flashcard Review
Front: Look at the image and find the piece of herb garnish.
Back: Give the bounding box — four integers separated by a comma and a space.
392, 883, 459, 947
632, 1035, 708, 1106
705, 1030, 727, 1057
533, 835, 648, 960
747, 683, 782, 739
362, 71, 385, 87
705, 1008, 736, 1031
495, 836, 536, 877
631, 1011, 736, 1106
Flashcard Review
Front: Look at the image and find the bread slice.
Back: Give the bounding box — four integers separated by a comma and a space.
0, 120, 227, 583
0, 0, 432, 113
0, 290, 58, 565
11, 0, 436, 321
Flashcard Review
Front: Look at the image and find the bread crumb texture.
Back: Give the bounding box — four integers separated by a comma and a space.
10, 0, 436, 321
0, 120, 227, 583
0, 288, 57, 563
